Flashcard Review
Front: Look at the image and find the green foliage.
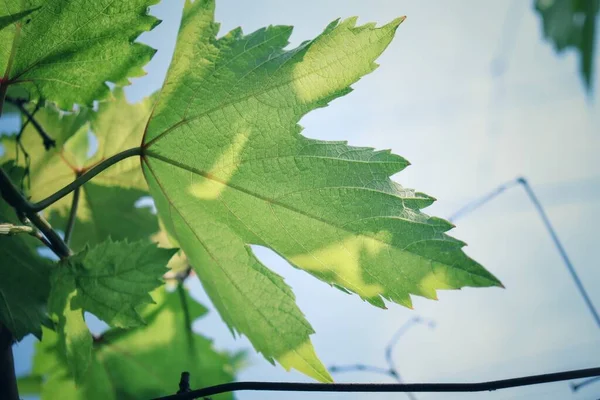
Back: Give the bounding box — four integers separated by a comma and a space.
0, 0, 503, 391
0, 0, 160, 111
55, 240, 176, 328
0, 89, 159, 252
141, 0, 501, 379
21, 287, 240, 399
45, 240, 175, 382
0, 192, 51, 340
535, 0, 599, 92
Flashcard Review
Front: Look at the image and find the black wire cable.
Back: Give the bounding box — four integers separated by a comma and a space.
151, 367, 600, 400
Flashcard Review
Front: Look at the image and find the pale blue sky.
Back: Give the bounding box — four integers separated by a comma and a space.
8, 1, 600, 399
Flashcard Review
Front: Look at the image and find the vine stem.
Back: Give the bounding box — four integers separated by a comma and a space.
6, 97, 56, 149
0, 166, 71, 258
0, 323, 19, 400
30, 147, 143, 212
63, 172, 82, 246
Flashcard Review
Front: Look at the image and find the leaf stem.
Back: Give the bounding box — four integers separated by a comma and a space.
0, 81, 8, 117
176, 279, 196, 355
0, 166, 71, 258
30, 147, 143, 212
63, 174, 81, 246
6, 97, 56, 150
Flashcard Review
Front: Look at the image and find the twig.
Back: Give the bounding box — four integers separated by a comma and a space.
448, 177, 600, 330
176, 274, 196, 355
6, 97, 55, 150
329, 316, 435, 400
30, 147, 143, 212
13, 100, 41, 192
0, 167, 71, 258
63, 173, 81, 245
571, 376, 600, 392
150, 367, 600, 399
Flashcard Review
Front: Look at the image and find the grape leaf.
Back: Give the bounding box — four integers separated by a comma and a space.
535, 0, 599, 92
45, 239, 175, 382
26, 287, 240, 400
0, 0, 160, 111
0, 90, 159, 251
139, 0, 502, 381
55, 239, 176, 328
0, 186, 51, 340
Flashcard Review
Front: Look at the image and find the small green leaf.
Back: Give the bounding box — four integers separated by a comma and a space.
56, 239, 176, 328
0, 191, 51, 340
44, 239, 175, 383
31, 287, 240, 399
0, 0, 160, 109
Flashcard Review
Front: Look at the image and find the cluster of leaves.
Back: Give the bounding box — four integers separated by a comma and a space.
535, 0, 599, 93
1, 0, 502, 397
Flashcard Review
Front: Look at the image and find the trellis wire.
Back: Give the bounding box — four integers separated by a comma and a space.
152, 367, 600, 399
449, 176, 600, 393
329, 316, 435, 400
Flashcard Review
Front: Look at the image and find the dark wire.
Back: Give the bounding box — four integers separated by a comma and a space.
329, 316, 435, 400
150, 367, 600, 400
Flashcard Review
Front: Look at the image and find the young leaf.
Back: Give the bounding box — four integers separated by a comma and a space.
30, 287, 240, 399
0, 0, 160, 111
0, 190, 51, 340
44, 239, 173, 382
0, 92, 159, 251
55, 239, 176, 328
140, 0, 501, 380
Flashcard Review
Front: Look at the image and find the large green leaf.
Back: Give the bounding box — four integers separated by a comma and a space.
0, 0, 160, 111
0, 188, 52, 340
26, 286, 240, 400
0, 90, 159, 251
535, 0, 599, 92
140, 0, 501, 381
